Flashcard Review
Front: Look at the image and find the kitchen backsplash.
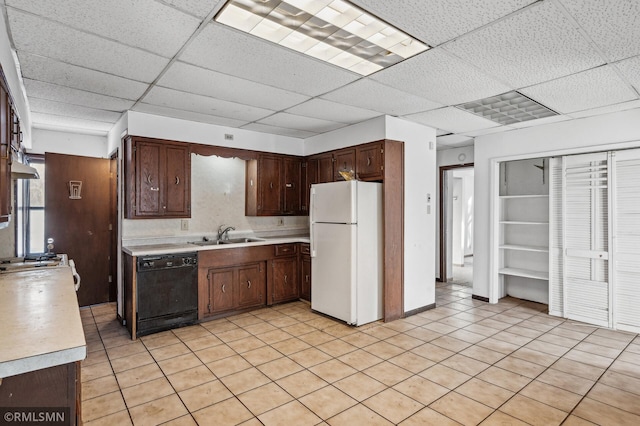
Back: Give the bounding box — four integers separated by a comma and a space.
122, 154, 308, 241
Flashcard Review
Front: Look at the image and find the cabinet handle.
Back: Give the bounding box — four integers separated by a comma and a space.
150, 187, 159, 192
285, 183, 292, 188
284, 275, 287, 284
306, 275, 309, 282
175, 176, 180, 185
247, 280, 251, 289
343, 162, 347, 169
270, 182, 273, 189
367, 157, 371, 166
222, 284, 226, 293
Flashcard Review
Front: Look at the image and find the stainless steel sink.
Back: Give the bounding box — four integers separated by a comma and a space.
221, 237, 265, 244
189, 240, 225, 246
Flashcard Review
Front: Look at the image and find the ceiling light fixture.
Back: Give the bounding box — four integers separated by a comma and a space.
456, 91, 558, 126
214, 0, 429, 75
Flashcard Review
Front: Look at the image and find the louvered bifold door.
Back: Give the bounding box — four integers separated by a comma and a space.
612, 148, 640, 333
548, 157, 563, 317
562, 152, 611, 327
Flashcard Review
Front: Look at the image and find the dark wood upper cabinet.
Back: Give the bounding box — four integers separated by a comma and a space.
333, 148, 356, 181
124, 136, 191, 219
246, 153, 303, 216
316, 152, 334, 183
0, 81, 12, 225
356, 141, 384, 181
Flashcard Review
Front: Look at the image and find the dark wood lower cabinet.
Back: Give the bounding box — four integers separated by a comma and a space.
271, 256, 298, 304
0, 362, 81, 425
300, 243, 311, 302
201, 262, 265, 318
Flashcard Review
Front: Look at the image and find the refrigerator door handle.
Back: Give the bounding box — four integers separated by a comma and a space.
310, 222, 316, 257
310, 187, 316, 257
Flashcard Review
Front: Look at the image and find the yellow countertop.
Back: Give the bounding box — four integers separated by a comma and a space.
0, 267, 86, 378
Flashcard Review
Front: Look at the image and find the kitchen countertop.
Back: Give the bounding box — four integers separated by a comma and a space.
123, 234, 311, 257
0, 267, 86, 378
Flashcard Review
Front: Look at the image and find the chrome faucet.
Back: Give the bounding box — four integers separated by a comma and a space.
217, 225, 235, 240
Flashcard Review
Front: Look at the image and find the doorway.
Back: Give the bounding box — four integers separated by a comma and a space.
439, 164, 474, 284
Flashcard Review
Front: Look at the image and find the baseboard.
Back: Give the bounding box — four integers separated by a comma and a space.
404, 303, 436, 317
472, 294, 489, 302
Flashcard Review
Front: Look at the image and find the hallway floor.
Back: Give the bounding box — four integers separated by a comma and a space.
80, 284, 640, 425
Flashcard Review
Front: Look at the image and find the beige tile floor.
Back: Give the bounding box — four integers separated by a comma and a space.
80, 281, 640, 425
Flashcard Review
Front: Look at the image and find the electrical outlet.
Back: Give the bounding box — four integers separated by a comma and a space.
180, 219, 189, 231
277, 218, 284, 226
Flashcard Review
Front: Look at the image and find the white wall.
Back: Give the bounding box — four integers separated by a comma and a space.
474, 108, 640, 301
30, 128, 108, 158
304, 116, 387, 154
435, 146, 474, 280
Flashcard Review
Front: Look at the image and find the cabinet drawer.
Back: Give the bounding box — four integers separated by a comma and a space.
299, 243, 310, 255
274, 244, 297, 257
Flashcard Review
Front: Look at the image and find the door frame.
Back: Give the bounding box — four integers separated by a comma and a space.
438, 163, 473, 282
109, 150, 118, 302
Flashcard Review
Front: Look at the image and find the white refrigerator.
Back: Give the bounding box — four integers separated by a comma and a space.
310, 181, 383, 326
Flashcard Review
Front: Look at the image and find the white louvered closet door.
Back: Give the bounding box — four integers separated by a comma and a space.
612, 148, 640, 333
562, 152, 611, 327
548, 158, 563, 316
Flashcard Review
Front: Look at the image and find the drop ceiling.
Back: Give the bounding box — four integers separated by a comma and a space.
2, 0, 639, 150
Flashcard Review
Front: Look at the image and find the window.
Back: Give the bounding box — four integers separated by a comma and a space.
16, 156, 45, 256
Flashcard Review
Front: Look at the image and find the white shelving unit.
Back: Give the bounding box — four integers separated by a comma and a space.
497, 160, 550, 304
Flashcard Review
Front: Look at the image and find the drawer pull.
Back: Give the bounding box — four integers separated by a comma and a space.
175, 176, 180, 185
247, 280, 251, 289
222, 284, 226, 293
367, 157, 371, 166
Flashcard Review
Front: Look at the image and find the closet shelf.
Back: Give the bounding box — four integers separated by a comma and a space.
499, 267, 549, 280
500, 244, 549, 253
500, 221, 549, 225
499, 194, 549, 199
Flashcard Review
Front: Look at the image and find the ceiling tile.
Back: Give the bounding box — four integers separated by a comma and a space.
285, 99, 381, 124
162, 0, 223, 19
18, 53, 148, 100
30, 112, 114, 133
143, 86, 274, 122
257, 113, 347, 133
560, 0, 640, 61
321, 79, 442, 115
8, 9, 169, 83
179, 23, 360, 97
133, 103, 250, 128
521, 65, 638, 114
24, 79, 134, 112
352, 0, 535, 46
615, 55, 640, 92
29, 98, 122, 123
568, 99, 640, 119
443, 1, 605, 88
6, 0, 201, 58
158, 61, 310, 111
371, 48, 511, 105
404, 107, 500, 133
241, 123, 316, 139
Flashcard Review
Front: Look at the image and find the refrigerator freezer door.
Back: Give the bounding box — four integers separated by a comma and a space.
311, 181, 357, 224
311, 222, 357, 324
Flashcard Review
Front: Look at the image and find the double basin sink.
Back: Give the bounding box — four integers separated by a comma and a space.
189, 237, 266, 246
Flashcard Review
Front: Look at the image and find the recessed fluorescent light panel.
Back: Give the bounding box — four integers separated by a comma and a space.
456, 91, 558, 125
215, 0, 429, 75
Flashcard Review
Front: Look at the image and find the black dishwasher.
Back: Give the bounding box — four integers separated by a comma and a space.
136, 252, 198, 337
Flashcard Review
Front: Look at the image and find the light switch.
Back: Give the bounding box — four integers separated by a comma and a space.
181, 220, 189, 231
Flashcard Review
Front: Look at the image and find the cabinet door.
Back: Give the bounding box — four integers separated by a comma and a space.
259, 155, 282, 215
272, 257, 299, 304
135, 142, 162, 216
317, 154, 334, 183
208, 267, 235, 314
237, 263, 265, 308
0, 85, 10, 224
165, 145, 190, 217
283, 157, 301, 215
302, 159, 318, 214
356, 142, 384, 181
333, 149, 356, 181
300, 255, 311, 302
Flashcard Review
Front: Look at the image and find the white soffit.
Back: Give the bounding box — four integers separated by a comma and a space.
143, 87, 275, 122
509, 114, 572, 129
436, 134, 473, 146
257, 112, 347, 133
23, 79, 135, 112
29, 98, 122, 123
461, 125, 515, 138
6, 0, 201, 58
615, 55, 640, 93
405, 107, 499, 133
568, 100, 640, 119
242, 123, 317, 139
321, 79, 442, 115
18, 53, 148, 100
162, 0, 223, 19
30, 112, 114, 133
132, 103, 250, 128
352, 0, 536, 46
521, 65, 639, 114
178, 23, 360, 97
443, 1, 604, 88
158, 61, 310, 111
285, 99, 381, 124
7, 9, 170, 83
560, 0, 640, 62
371, 48, 511, 105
